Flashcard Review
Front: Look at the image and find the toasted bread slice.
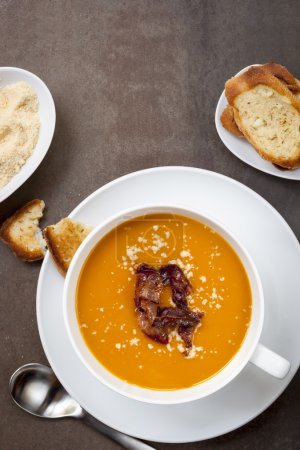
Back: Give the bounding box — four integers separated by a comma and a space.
222, 63, 300, 141
225, 66, 300, 169
0, 199, 46, 261
262, 62, 300, 94
220, 104, 244, 137
44, 218, 92, 275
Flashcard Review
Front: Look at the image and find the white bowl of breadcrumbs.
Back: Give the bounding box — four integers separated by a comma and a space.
0, 67, 55, 202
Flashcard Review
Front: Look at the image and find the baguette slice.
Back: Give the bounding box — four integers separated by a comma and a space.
222, 63, 300, 140
44, 218, 92, 275
225, 66, 300, 169
0, 199, 46, 261
261, 62, 300, 95
221, 104, 244, 137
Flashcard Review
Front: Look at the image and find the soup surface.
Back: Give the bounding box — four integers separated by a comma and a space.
76, 213, 252, 390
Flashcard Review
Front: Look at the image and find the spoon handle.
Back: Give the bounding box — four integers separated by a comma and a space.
81, 412, 156, 450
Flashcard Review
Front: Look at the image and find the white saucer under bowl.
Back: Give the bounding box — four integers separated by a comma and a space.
215, 64, 300, 180
0, 67, 56, 202
37, 167, 300, 443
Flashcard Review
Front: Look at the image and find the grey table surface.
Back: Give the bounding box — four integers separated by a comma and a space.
1, 1, 300, 449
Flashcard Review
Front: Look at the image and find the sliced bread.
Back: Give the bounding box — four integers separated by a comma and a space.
0, 199, 46, 261
222, 63, 300, 141
225, 66, 300, 169
261, 62, 300, 95
43, 218, 92, 275
221, 104, 243, 137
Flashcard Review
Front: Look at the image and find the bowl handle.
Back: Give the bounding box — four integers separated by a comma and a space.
250, 343, 290, 378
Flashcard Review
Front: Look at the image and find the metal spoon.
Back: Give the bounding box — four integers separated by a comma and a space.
10, 363, 155, 450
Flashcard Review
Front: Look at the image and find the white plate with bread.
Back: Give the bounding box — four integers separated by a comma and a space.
0, 67, 56, 202
215, 63, 300, 180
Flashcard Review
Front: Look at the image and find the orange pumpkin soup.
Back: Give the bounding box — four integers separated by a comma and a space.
76, 214, 252, 390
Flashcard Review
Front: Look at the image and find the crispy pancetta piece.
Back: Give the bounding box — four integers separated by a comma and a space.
134, 263, 203, 353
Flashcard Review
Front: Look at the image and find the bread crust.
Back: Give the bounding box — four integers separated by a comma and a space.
261, 62, 300, 94
225, 66, 300, 169
220, 105, 243, 137
0, 199, 45, 261
43, 226, 67, 275
43, 218, 91, 276
225, 66, 300, 111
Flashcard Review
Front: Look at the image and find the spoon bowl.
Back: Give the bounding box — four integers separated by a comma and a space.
10, 363, 155, 450
10, 363, 82, 419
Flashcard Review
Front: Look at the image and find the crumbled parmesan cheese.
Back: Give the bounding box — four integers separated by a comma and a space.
169, 330, 183, 342
180, 250, 191, 258
129, 338, 140, 346
148, 233, 168, 255
177, 343, 185, 353
126, 245, 141, 261
199, 276, 207, 283
166, 343, 174, 352
115, 343, 121, 350
185, 346, 197, 359
185, 345, 204, 359
147, 343, 154, 349
176, 258, 184, 269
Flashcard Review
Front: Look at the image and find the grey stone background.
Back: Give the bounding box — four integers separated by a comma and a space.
0, 1, 300, 449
